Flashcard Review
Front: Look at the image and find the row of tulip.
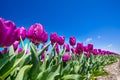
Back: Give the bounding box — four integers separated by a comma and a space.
0, 18, 118, 80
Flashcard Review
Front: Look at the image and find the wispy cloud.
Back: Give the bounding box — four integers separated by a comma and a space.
107, 44, 113, 48
85, 38, 92, 43
97, 36, 101, 39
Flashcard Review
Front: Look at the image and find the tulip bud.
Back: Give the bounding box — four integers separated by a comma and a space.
63, 44, 70, 52
41, 31, 48, 43
57, 36, 65, 45
76, 43, 84, 54
17, 27, 26, 41
62, 53, 70, 62
13, 41, 19, 50
69, 36, 76, 46
50, 32, 58, 45
87, 44, 93, 51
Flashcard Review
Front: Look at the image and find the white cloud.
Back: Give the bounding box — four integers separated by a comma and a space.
85, 38, 92, 43
107, 44, 113, 48
97, 36, 101, 39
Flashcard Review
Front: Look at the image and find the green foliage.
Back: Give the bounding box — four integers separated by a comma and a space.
0, 42, 118, 80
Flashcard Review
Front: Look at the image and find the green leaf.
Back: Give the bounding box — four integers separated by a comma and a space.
30, 44, 40, 80
0, 56, 10, 70
62, 74, 84, 80
15, 65, 32, 80
38, 42, 51, 57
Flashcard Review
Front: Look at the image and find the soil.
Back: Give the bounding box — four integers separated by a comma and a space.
96, 56, 120, 80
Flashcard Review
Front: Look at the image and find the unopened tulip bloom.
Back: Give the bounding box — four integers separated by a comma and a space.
27, 23, 44, 46
50, 32, 58, 45
69, 36, 76, 46
57, 36, 65, 45
63, 44, 70, 52
41, 31, 48, 43
83, 46, 88, 52
88, 44, 93, 51
55, 43, 59, 54
76, 43, 84, 54
17, 27, 26, 41
0, 18, 18, 47
62, 53, 70, 62
13, 41, 19, 50
92, 49, 98, 56
18, 48, 22, 53
71, 47, 77, 53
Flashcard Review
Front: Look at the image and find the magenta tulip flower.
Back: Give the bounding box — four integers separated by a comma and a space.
63, 44, 70, 52
62, 53, 70, 62
41, 31, 48, 43
55, 43, 59, 54
13, 41, 19, 50
92, 49, 98, 56
0, 18, 18, 48
57, 36, 65, 45
18, 48, 23, 53
76, 43, 84, 54
50, 32, 58, 45
17, 27, 26, 41
27, 23, 44, 46
69, 36, 76, 46
71, 47, 77, 53
87, 44, 93, 51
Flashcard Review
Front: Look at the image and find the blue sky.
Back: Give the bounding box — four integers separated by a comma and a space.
0, 0, 120, 53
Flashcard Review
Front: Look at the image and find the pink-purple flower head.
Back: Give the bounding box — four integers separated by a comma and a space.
76, 43, 84, 54
17, 27, 26, 41
27, 23, 44, 46
87, 44, 93, 51
50, 32, 58, 45
41, 31, 48, 43
63, 44, 70, 52
69, 36, 76, 46
57, 36, 65, 45
13, 41, 19, 51
0, 18, 18, 48
62, 53, 72, 62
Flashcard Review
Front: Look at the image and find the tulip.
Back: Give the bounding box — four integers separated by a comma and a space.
87, 44, 93, 51
18, 48, 22, 53
69, 36, 76, 46
92, 49, 98, 56
13, 41, 19, 50
62, 53, 70, 62
63, 44, 70, 52
76, 43, 84, 54
17, 27, 26, 41
83, 46, 88, 52
55, 43, 59, 54
27, 23, 44, 46
57, 36, 65, 45
71, 47, 77, 53
41, 31, 48, 43
50, 32, 58, 45
0, 18, 18, 47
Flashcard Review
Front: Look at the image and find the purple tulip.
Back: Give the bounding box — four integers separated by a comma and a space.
76, 43, 84, 54
50, 32, 58, 45
27, 23, 44, 46
63, 44, 70, 52
83, 46, 88, 52
55, 43, 59, 54
69, 36, 76, 46
13, 41, 19, 50
18, 48, 23, 53
57, 36, 65, 45
62, 53, 70, 62
92, 49, 98, 56
0, 18, 19, 48
17, 27, 26, 41
41, 31, 48, 43
87, 44, 93, 51
71, 47, 77, 53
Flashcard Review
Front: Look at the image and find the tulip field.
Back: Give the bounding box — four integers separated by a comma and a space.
0, 18, 118, 80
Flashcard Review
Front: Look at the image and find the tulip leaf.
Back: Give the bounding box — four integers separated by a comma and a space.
30, 44, 40, 80
0, 56, 10, 70
15, 65, 32, 80
62, 74, 84, 80
38, 42, 51, 57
